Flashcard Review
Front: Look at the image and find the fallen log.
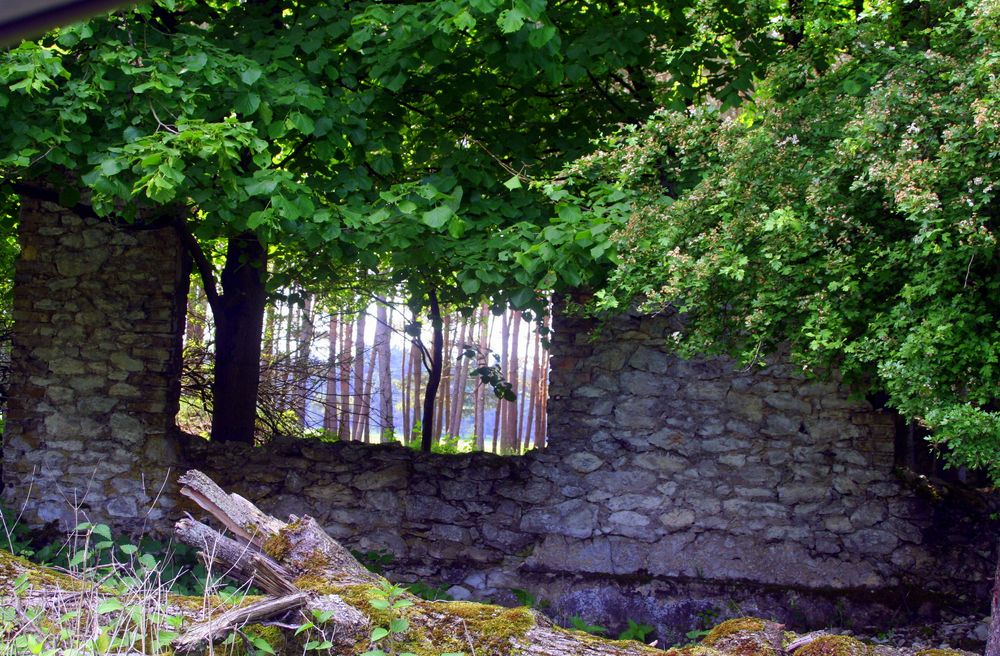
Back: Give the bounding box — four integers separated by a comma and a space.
0, 471, 982, 656
171, 469, 663, 655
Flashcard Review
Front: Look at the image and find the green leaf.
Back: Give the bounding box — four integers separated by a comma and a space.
389, 617, 409, 633
92, 524, 112, 540
371, 627, 389, 642
421, 205, 454, 228
503, 175, 523, 190
241, 67, 263, 86
454, 10, 477, 30
119, 544, 138, 555
397, 200, 417, 214
461, 277, 481, 295
528, 25, 557, 48
251, 636, 276, 654
289, 113, 315, 135
498, 8, 526, 33
96, 599, 124, 614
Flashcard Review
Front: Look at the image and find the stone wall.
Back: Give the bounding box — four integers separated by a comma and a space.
1, 200, 995, 642
1, 196, 189, 533
171, 309, 995, 640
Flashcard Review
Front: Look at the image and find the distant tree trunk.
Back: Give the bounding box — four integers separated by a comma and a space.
338, 314, 353, 440
534, 314, 549, 449
988, 542, 1000, 656
448, 317, 469, 438
323, 314, 339, 436
293, 293, 314, 428
493, 313, 509, 452
473, 306, 489, 450
361, 332, 377, 443
401, 333, 411, 443
210, 233, 268, 444
410, 334, 422, 444
186, 277, 207, 346
375, 303, 394, 442
502, 312, 521, 453
351, 310, 367, 441
435, 313, 453, 443
524, 329, 540, 450
516, 320, 532, 450
420, 290, 443, 453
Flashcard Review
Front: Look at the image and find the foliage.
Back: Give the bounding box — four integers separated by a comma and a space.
572, 0, 1000, 482
618, 619, 655, 642
568, 614, 608, 635
0, 0, 785, 318
361, 581, 416, 656
0, 522, 188, 655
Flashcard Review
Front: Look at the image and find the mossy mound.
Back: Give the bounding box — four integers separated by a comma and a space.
912, 650, 967, 656
663, 645, 726, 656
793, 635, 874, 656
702, 617, 785, 656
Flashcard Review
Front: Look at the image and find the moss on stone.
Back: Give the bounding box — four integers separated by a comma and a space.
913, 650, 966, 656
0, 549, 94, 593
662, 645, 726, 656
793, 635, 874, 656
703, 618, 768, 645
702, 617, 781, 656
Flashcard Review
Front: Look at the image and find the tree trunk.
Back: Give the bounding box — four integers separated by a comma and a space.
448, 316, 470, 438
420, 290, 443, 453
293, 293, 314, 428
323, 314, 339, 435
338, 314, 353, 440
473, 305, 489, 451
361, 325, 378, 443
375, 302, 394, 442
987, 540, 1000, 656
502, 311, 521, 453
525, 329, 540, 451
169, 470, 665, 655
211, 233, 268, 444
410, 334, 422, 444
185, 276, 207, 346
435, 312, 452, 443
352, 310, 368, 442
401, 330, 411, 443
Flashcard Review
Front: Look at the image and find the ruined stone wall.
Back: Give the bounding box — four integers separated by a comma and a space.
1, 200, 994, 641
182, 308, 996, 639
1, 196, 189, 533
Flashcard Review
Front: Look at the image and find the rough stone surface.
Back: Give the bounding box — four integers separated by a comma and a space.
1, 197, 189, 535
1, 203, 997, 640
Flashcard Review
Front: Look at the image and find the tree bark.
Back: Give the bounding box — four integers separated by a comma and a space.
323, 314, 339, 436
420, 290, 444, 453
473, 305, 489, 450
375, 302, 394, 442
352, 309, 368, 442
293, 293, 314, 428
211, 233, 268, 444
338, 313, 353, 440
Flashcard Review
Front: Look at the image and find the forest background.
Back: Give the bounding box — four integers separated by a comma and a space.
0, 0, 996, 481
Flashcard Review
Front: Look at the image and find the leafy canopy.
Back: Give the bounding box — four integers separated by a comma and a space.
0, 0, 779, 314
569, 0, 1000, 480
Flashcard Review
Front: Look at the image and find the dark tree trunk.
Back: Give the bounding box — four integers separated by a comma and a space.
420, 290, 443, 453
988, 540, 1000, 656
211, 233, 268, 443
785, 0, 804, 48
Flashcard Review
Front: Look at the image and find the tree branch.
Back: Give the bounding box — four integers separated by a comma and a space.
174, 217, 222, 315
